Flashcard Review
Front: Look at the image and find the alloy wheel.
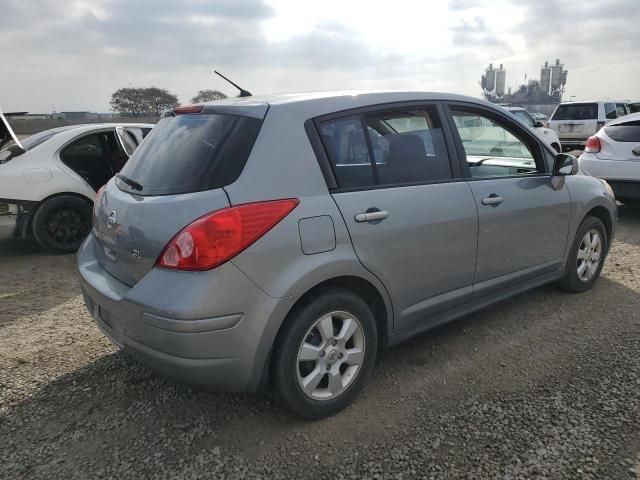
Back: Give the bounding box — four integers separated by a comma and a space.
46, 207, 90, 249
296, 311, 365, 401
576, 228, 602, 282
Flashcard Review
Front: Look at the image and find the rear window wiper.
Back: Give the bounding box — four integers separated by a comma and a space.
116, 173, 143, 191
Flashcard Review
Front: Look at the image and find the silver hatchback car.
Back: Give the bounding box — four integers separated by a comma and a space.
79, 91, 616, 418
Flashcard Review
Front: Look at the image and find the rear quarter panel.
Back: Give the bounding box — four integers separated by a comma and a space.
224, 103, 394, 332
0, 137, 94, 202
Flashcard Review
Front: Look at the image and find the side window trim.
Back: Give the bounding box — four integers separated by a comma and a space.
308, 100, 464, 192
304, 118, 338, 189
442, 101, 550, 179
358, 113, 380, 185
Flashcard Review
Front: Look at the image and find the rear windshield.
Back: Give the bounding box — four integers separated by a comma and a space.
552, 103, 598, 121
511, 110, 535, 128
117, 113, 262, 196
0, 129, 58, 163
604, 121, 640, 142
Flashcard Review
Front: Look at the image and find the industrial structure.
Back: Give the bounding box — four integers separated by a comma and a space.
481, 59, 569, 114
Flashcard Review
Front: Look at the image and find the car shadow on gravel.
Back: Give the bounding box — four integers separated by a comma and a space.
2, 270, 639, 479
617, 204, 640, 247
0, 238, 80, 327
0, 238, 44, 258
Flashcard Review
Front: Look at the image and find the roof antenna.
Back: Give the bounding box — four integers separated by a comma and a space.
214, 70, 252, 97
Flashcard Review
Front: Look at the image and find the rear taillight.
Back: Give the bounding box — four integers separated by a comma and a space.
157, 199, 300, 271
173, 104, 203, 115
585, 135, 601, 153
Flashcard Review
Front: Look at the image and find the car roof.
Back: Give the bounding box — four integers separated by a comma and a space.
200, 90, 499, 118
559, 100, 628, 105
35, 123, 154, 137
606, 112, 640, 126
58, 122, 154, 131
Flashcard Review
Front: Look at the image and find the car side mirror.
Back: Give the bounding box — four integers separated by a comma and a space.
553, 153, 579, 176
534, 120, 544, 128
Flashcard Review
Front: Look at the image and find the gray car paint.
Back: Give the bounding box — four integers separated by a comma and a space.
332, 182, 478, 330
78, 91, 617, 393
467, 176, 571, 287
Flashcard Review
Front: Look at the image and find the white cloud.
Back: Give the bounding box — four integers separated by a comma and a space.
0, 0, 638, 112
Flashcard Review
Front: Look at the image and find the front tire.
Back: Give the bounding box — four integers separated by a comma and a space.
272, 288, 378, 419
558, 215, 607, 293
32, 195, 92, 253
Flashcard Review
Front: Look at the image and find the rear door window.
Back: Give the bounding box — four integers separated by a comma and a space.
115, 126, 138, 156
552, 103, 598, 121
60, 133, 115, 191
363, 107, 452, 184
318, 105, 453, 188
117, 114, 262, 196
604, 121, 640, 142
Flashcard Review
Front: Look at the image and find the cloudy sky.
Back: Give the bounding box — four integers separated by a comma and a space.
1, 0, 638, 112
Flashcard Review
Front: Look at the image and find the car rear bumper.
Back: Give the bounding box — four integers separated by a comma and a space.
579, 155, 640, 200
77, 234, 299, 392
560, 140, 586, 151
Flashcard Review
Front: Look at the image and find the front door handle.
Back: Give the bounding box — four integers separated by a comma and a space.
355, 210, 389, 223
481, 194, 504, 206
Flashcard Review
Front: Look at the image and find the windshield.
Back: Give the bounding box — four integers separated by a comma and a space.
0, 128, 59, 163
512, 110, 535, 127
117, 113, 262, 196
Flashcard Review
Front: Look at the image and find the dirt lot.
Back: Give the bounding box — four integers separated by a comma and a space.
1, 207, 640, 479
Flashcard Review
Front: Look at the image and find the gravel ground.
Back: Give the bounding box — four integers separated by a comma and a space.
1, 206, 640, 479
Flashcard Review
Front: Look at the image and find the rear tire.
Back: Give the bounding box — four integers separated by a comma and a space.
272, 287, 378, 419
558, 215, 607, 293
32, 195, 92, 253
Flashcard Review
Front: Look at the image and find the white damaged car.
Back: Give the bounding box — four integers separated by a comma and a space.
0, 110, 152, 252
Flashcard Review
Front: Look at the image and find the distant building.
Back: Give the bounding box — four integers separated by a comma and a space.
56, 111, 100, 121
4, 112, 51, 120
481, 59, 569, 115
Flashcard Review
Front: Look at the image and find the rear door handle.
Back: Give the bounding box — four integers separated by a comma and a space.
481, 194, 504, 206
355, 210, 389, 223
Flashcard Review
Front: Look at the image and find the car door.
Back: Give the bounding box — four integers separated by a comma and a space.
59, 129, 131, 191
445, 103, 571, 296
315, 103, 478, 331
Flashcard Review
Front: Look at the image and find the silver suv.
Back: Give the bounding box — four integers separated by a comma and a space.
79, 92, 616, 418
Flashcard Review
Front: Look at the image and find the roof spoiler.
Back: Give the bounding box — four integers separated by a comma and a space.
0, 108, 25, 152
